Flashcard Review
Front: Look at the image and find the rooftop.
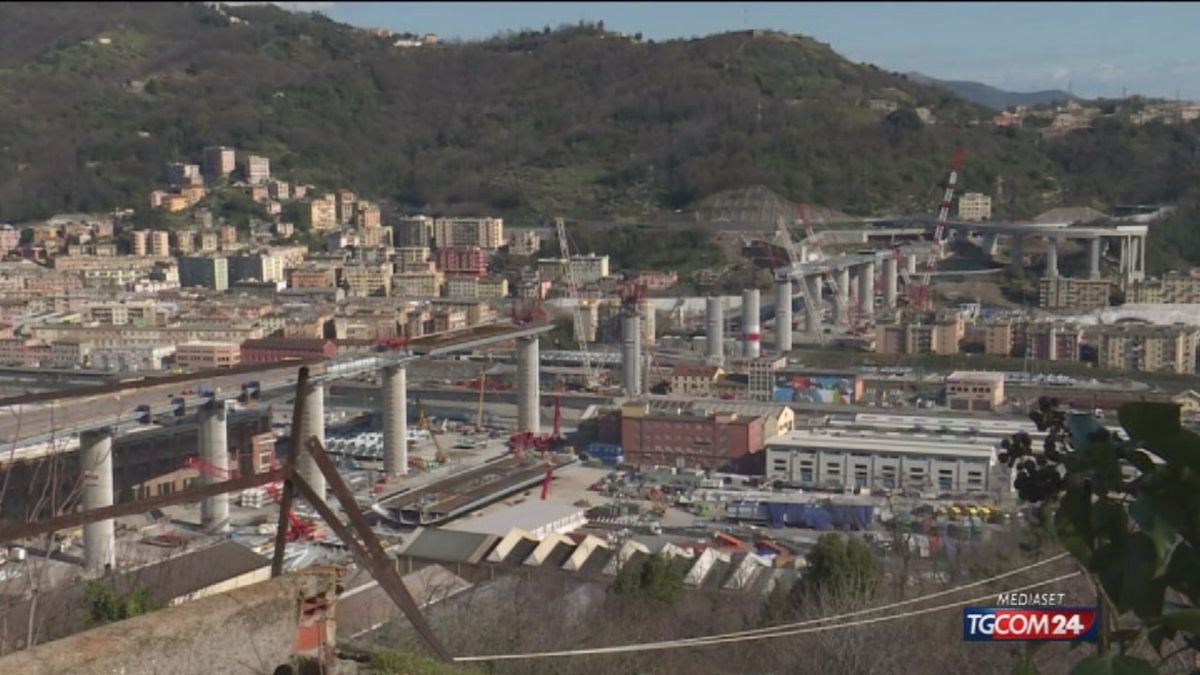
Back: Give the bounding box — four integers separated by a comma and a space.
946, 371, 1006, 383
444, 500, 586, 538
765, 428, 998, 460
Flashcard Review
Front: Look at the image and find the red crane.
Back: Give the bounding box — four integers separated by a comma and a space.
183, 456, 319, 542
911, 146, 967, 309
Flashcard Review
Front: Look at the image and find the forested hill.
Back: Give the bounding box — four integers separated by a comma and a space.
0, 2, 1197, 232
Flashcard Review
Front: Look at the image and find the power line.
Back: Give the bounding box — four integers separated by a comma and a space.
455, 562, 1079, 662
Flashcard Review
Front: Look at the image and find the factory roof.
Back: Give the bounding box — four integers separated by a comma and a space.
946, 371, 1006, 383
846, 412, 1036, 435
396, 528, 499, 565
765, 428, 998, 460
445, 500, 586, 538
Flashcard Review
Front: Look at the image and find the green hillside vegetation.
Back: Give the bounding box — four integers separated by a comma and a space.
1, 2, 1199, 267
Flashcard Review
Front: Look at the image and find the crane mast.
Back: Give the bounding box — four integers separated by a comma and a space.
913, 146, 966, 309
555, 217, 598, 389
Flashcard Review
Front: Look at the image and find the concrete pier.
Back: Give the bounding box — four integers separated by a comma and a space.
774, 279, 793, 354
81, 429, 115, 576
741, 289, 761, 358
516, 337, 540, 434
858, 262, 875, 319
621, 313, 643, 396
382, 366, 408, 477
1089, 238, 1102, 279
198, 401, 230, 534
1046, 237, 1059, 278
804, 275, 821, 334
705, 297, 723, 363
882, 257, 898, 309
296, 382, 326, 504
834, 268, 850, 325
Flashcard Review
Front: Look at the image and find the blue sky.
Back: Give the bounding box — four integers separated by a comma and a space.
276, 2, 1200, 99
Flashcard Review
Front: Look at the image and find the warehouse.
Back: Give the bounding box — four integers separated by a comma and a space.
763, 428, 1005, 497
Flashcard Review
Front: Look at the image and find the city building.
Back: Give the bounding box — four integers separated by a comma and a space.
506, 230, 541, 256
392, 270, 444, 297
1028, 322, 1083, 361
431, 217, 504, 250
395, 246, 431, 271
1128, 273, 1200, 304
165, 163, 202, 187
982, 318, 1015, 356
302, 194, 338, 231
288, 266, 337, 289
537, 253, 612, 285
443, 275, 507, 300
619, 401, 766, 470
240, 337, 337, 363
132, 230, 149, 257
178, 256, 229, 291
340, 263, 393, 297
1039, 277, 1113, 310
956, 193, 992, 221
669, 363, 724, 397
241, 154, 270, 185
394, 216, 433, 247
763, 428, 1002, 496
150, 230, 170, 257
435, 246, 488, 276
354, 202, 381, 229
1096, 323, 1199, 374
945, 371, 1006, 412
229, 253, 285, 284
267, 179, 290, 201
336, 189, 356, 225
202, 146, 236, 178
175, 341, 241, 370
874, 318, 960, 355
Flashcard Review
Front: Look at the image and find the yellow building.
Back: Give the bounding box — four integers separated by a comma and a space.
303, 194, 338, 230
1128, 273, 1200, 304
173, 341, 243, 370
392, 270, 444, 297
956, 193, 992, 221
1039, 277, 1112, 310
1096, 323, 1198, 374
945, 371, 1005, 411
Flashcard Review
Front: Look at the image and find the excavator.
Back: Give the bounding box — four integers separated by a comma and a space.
414, 396, 448, 465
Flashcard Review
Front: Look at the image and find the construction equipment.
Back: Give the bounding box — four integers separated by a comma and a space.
555, 217, 601, 390
508, 394, 564, 457
910, 146, 967, 310
474, 365, 486, 433
183, 456, 319, 541
778, 205, 829, 343
414, 396, 448, 464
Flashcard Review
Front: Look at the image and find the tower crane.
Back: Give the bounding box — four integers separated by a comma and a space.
555, 217, 600, 390
414, 396, 448, 465
910, 146, 967, 310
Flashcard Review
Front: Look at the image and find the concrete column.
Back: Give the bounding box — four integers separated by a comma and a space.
858, 262, 875, 320
705, 297, 723, 362
741, 289, 761, 358
621, 313, 642, 396
81, 429, 115, 576
1138, 235, 1146, 280
1089, 238, 1101, 279
774, 279, 793, 354
1119, 236, 1129, 279
1011, 235, 1023, 268
296, 382, 326, 505
905, 254, 918, 275
1045, 237, 1059, 278
804, 275, 821, 334
882, 257, 898, 309
517, 336, 540, 433
831, 268, 848, 325
199, 401, 229, 534
382, 365, 408, 477
981, 233, 999, 257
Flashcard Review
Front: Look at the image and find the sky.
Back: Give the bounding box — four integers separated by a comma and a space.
268, 2, 1200, 99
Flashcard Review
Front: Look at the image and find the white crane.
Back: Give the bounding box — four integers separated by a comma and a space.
554, 217, 599, 390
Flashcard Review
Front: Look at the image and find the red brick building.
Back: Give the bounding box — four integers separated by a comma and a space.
240, 338, 336, 364
618, 402, 766, 470
435, 246, 488, 277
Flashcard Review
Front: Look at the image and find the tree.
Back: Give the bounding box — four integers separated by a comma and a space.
793, 533, 881, 605
999, 399, 1200, 674
82, 581, 161, 628
614, 553, 684, 604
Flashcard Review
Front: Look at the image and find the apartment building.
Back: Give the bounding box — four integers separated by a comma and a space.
875, 317, 960, 355
1039, 277, 1112, 310
619, 401, 766, 470
431, 217, 504, 250
336, 190, 356, 225
669, 363, 724, 397
354, 202, 381, 229
174, 230, 195, 255
435, 246, 488, 276
1128, 273, 1200, 304
945, 371, 1005, 411
229, 254, 285, 284
392, 270, 444, 297
241, 154, 270, 185
197, 230, 220, 252
132, 230, 149, 256
395, 246, 431, 271
394, 216, 433, 247
340, 263, 393, 297
240, 338, 336, 363
956, 193, 993, 221
982, 318, 1015, 356
537, 253, 612, 285
202, 146, 236, 178
175, 341, 242, 370
1028, 322, 1083, 361
506, 230, 541, 256
302, 194, 338, 231
178, 256, 229, 291
288, 266, 337, 288
150, 230, 170, 257
443, 275, 508, 300
165, 163, 202, 187
1096, 323, 1199, 374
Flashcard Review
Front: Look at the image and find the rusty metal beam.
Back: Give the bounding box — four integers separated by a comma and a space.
271, 366, 308, 577
0, 468, 288, 544
304, 437, 451, 662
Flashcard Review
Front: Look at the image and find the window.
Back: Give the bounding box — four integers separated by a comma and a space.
799, 468, 814, 483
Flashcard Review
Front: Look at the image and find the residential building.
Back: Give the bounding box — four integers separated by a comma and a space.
0, 225, 21, 254
537, 254, 611, 285
241, 154, 270, 185
202, 146, 236, 178
50, 340, 93, 369
178, 256, 229, 291
336, 190, 356, 225
956, 193, 992, 221
340, 263, 393, 297
1039, 277, 1113, 310
444, 275, 508, 300
393, 270, 444, 297
945, 371, 1005, 412
302, 194, 337, 231
874, 318, 960, 355
507, 230, 541, 256
435, 246, 488, 276
354, 201, 381, 229
631, 270, 679, 291
1096, 323, 1199, 374
175, 341, 241, 370
394, 216, 433, 247
132, 230, 149, 257
395, 246, 431, 271
1028, 322, 1083, 361
165, 163, 202, 187
982, 318, 1015, 356
240, 338, 336, 364
288, 266, 337, 288
229, 253, 285, 284
619, 402, 766, 470
162, 194, 189, 212
174, 230, 195, 255
180, 182, 206, 206
1128, 273, 1200, 304
267, 179, 290, 201
431, 217, 504, 250
197, 230, 219, 252
150, 230, 170, 257
669, 363, 724, 397
764, 429, 1001, 496
90, 344, 175, 371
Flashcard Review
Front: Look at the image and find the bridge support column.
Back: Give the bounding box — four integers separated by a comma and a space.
296, 382, 326, 505
382, 365, 408, 477
905, 253, 918, 275
831, 268, 848, 325
621, 313, 643, 396
1010, 235, 1023, 268
1089, 238, 1101, 279
741, 288, 761, 358
774, 279, 793, 354
804, 275, 822, 334
981, 233, 999, 257
81, 429, 115, 577
857, 262, 874, 321
1045, 237, 1059, 278
882, 257, 898, 309
1136, 235, 1146, 281
517, 336, 540, 433
199, 401, 230, 534
705, 297, 724, 364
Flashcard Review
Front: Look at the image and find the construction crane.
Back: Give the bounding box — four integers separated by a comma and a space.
778, 206, 829, 344
555, 217, 600, 390
911, 146, 967, 310
183, 456, 319, 541
414, 396, 448, 465
474, 365, 486, 433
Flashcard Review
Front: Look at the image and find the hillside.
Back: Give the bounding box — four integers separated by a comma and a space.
0, 2, 1197, 233
906, 72, 1075, 110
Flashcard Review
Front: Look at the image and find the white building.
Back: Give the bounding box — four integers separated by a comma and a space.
763, 428, 1005, 497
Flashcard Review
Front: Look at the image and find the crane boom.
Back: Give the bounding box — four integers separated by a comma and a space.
555, 217, 598, 389
914, 147, 966, 309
